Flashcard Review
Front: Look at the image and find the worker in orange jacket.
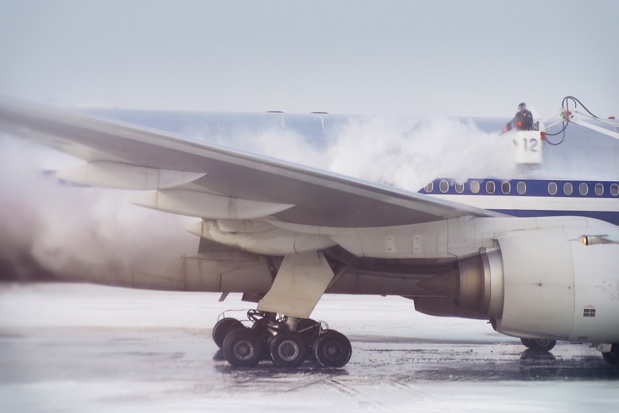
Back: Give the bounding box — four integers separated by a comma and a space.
504, 102, 533, 132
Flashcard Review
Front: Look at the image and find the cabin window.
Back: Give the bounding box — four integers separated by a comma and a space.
424, 182, 434, 193
501, 181, 511, 194
470, 181, 480, 194
563, 182, 573, 195
439, 180, 449, 193
517, 181, 526, 195
611, 183, 619, 196
595, 183, 604, 196
579, 183, 589, 196
455, 183, 465, 193
548, 182, 558, 195
486, 181, 495, 194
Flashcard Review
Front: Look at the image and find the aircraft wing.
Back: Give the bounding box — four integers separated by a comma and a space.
0, 97, 501, 229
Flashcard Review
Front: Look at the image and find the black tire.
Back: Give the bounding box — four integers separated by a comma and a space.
222, 328, 263, 367
212, 318, 243, 349
269, 331, 307, 367
313, 330, 352, 368
602, 344, 619, 367
521, 338, 557, 352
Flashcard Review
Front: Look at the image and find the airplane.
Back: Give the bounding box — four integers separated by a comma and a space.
0, 95, 618, 369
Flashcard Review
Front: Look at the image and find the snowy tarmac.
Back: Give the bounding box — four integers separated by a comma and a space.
1, 283, 619, 412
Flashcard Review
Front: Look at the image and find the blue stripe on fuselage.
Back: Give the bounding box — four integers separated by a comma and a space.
420, 178, 619, 225
420, 178, 619, 198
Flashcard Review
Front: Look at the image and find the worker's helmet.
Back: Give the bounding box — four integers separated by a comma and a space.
518, 102, 526, 109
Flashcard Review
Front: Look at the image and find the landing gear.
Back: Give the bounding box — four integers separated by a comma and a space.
521, 338, 557, 352
212, 317, 244, 348
222, 328, 264, 367
269, 331, 307, 367
214, 310, 351, 368
314, 329, 352, 367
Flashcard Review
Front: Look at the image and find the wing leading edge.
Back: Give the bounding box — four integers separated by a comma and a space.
0, 97, 501, 228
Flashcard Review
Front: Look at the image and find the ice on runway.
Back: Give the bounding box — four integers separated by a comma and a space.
1, 283, 618, 413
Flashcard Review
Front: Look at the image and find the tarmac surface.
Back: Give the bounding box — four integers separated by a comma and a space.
1, 283, 619, 412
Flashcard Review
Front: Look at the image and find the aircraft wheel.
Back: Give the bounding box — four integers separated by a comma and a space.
602, 344, 619, 367
521, 338, 556, 352
313, 330, 352, 368
213, 317, 244, 349
222, 328, 263, 367
269, 331, 307, 367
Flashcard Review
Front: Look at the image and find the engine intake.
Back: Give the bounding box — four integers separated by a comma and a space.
415, 248, 503, 319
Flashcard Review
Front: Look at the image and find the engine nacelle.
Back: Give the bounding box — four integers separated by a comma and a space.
415, 226, 619, 343
495, 227, 619, 343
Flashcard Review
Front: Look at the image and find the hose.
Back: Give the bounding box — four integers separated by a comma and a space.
544, 96, 601, 146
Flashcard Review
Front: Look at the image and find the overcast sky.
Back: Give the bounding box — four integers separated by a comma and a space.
0, 0, 617, 117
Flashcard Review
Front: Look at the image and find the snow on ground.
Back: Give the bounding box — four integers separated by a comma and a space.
1, 283, 618, 413
0, 282, 507, 342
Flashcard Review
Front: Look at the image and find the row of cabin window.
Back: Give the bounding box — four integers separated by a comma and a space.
426, 181, 619, 197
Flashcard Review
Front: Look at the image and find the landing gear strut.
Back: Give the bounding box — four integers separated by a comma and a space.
213, 310, 352, 368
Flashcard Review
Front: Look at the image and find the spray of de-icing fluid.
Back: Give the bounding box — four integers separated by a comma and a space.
0, 115, 514, 281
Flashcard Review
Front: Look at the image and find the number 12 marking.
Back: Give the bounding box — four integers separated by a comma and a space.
523, 138, 538, 152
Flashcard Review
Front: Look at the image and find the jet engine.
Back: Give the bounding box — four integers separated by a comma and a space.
415, 227, 619, 343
